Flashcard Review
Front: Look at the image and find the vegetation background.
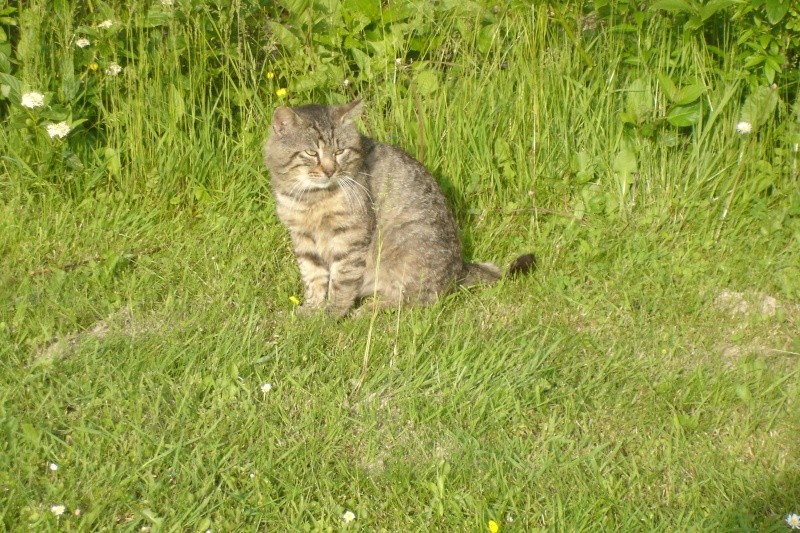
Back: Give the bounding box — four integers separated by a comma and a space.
1, 0, 799, 530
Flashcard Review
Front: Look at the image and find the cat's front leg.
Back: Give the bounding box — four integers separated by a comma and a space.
326, 253, 367, 318
296, 252, 329, 316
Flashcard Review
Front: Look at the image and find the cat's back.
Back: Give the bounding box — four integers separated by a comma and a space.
362, 140, 453, 216
360, 137, 463, 283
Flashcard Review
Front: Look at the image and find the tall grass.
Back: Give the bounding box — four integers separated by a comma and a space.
1, 1, 798, 531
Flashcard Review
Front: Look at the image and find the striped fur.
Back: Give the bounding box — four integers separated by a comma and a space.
263, 100, 534, 317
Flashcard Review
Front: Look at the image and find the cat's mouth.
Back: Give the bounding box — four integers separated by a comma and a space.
302, 173, 340, 190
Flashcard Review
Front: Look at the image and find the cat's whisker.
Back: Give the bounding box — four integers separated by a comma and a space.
344, 174, 373, 201
340, 176, 368, 214
341, 179, 364, 215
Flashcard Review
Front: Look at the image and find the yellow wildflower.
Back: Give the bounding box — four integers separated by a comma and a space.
488, 520, 500, 533
289, 295, 301, 305
275, 88, 287, 98
266, 71, 275, 80
89, 62, 99, 71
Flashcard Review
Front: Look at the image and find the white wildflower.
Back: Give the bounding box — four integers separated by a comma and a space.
787, 514, 800, 530
97, 20, 114, 29
48, 462, 58, 471
46, 122, 71, 139
260, 383, 272, 394
50, 504, 66, 516
21, 92, 45, 109
342, 510, 355, 523
161, 0, 175, 6
76, 38, 91, 48
736, 121, 752, 134
74, 508, 81, 516
106, 62, 123, 76
342, 79, 350, 87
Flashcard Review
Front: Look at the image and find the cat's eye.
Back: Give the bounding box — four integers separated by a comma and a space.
334, 149, 345, 156
304, 149, 318, 157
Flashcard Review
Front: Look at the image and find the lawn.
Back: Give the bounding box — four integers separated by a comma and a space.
1, 1, 799, 531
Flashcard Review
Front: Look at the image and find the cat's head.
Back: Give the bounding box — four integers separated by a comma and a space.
263, 100, 364, 192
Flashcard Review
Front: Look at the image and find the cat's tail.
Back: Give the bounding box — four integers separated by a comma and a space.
460, 253, 536, 287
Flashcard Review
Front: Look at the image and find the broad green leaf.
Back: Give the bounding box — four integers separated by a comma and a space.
341, 0, 380, 22
350, 47, 372, 79
0, 72, 20, 100
477, 23, 497, 55
765, 0, 790, 24
266, 21, 303, 53
673, 83, 706, 105
20, 422, 40, 444
667, 101, 702, 127
382, 1, 414, 24
625, 78, 653, 124
413, 69, 439, 96
651, 0, 695, 13
142, 10, 171, 28
699, 0, 738, 21
613, 147, 637, 175
277, 0, 312, 13
656, 72, 677, 102
740, 85, 779, 128
169, 84, 185, 119
612, 146, 637, 199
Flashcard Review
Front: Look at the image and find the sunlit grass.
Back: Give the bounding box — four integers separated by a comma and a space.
1, 1, 799, 531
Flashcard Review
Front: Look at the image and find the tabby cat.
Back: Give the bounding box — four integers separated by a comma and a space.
263, 100, 534, 317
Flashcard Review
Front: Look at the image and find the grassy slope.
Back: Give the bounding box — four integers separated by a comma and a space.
1, 2, 799, 531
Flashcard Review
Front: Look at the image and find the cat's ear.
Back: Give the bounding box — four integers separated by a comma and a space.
335, 99, 364, 125
271, 106, 304, 137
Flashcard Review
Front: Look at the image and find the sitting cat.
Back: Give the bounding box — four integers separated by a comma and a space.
263, 99, 534, 317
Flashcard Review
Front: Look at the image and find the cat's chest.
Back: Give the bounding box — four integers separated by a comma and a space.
276, 189, 350, 227
276, 189, 369, 257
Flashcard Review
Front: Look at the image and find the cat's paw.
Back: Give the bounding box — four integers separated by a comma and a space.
324, 303, 353, 320
296, 303, 321, 317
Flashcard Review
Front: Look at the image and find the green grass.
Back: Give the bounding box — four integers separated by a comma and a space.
1, 1, 799, 531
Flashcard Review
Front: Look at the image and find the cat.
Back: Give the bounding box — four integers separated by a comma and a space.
263, 99, 534, 317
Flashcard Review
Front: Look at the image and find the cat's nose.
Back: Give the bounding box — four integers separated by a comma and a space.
320, 160, 337, 177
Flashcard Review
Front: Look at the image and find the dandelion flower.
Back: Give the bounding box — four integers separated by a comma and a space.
736, 121, 752, 134
266, 71, 274, 80
260, 383, 272, 394
48, 462, 58, 471
89, 62, 99, 71
21, 92, 45, 109
488, 520, 500, 533
275, 88, 287, 98
46, 122, 71, 139
51, 504, 66, 516
787, 514, 800, 530
106, 62, 123, 76
97, 20, 114, 29
289, 295, 301, 305
342, 510, 355, 523
76, 38, 91, 48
